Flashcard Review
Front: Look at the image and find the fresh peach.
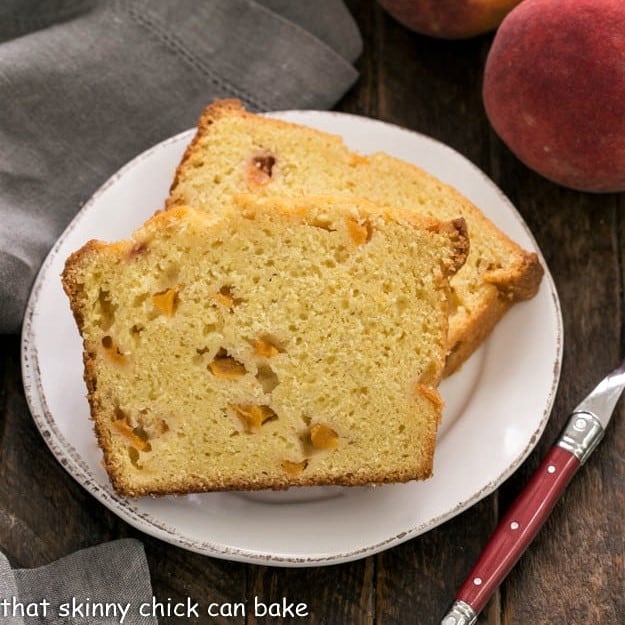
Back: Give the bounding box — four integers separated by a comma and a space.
483, 0, 625, 192
378, 0, 523, 39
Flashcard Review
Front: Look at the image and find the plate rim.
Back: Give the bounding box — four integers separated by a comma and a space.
20, 110, 563, 566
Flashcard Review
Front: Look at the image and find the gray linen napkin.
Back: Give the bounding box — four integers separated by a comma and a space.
0, 0, 362, 333
0, 539, 157, 624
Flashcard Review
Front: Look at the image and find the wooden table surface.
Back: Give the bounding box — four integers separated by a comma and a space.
2, 2, 624, 623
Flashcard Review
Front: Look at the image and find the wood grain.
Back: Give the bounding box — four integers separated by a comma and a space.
2, 1, 625, 623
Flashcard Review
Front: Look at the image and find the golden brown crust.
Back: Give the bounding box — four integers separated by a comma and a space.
167, 99, 246, 202
110, 464, 434, 498
484, 250, 544, 301
63, 248, 122, 488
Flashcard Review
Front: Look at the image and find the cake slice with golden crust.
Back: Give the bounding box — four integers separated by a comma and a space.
62, 195, 467, 496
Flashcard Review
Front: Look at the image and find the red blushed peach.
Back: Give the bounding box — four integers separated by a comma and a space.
483, 0, 625, 192
378, 0, 523, 39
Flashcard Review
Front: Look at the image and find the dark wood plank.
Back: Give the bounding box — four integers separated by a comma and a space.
376, 9, 493, 171
144, 537, 248, 625
490, 138, 624, 624
338, 0, 379, 117
246, 559, 374, 625
375, 496, 499, 625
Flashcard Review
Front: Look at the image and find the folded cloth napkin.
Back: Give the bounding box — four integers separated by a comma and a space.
0, 0, 362, 333
0, 539, 157, 624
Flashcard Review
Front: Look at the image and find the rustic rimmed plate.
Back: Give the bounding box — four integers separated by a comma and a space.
21, 111, 562, 566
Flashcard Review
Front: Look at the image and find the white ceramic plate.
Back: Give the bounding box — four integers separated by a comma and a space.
21, 111, 562, 566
